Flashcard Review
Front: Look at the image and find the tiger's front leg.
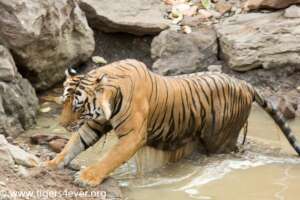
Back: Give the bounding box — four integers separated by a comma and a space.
74, 125, 146, 187
44, 121, 105, 169
44, 132, 85, 169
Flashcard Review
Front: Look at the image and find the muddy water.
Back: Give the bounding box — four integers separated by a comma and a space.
120, 105, 300, 200
22, 105, 300, 200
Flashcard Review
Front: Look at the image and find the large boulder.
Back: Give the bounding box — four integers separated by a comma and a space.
79, 0, 170, 35
244, 0, 300, 10
0, 45, 38, 137
216, 11, 300, 71
0, 135, 40, 167
0, 0, 95, 91
151, 27, 218, 75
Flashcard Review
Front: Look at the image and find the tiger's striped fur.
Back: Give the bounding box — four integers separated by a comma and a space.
45, 59, 300, 187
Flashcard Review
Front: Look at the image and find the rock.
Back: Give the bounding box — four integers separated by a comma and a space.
0, 148, 14, 165
268, 96, 296, 120
30, 135, 53, 145
201, 0, 212, 9
169, 7, 184, 24
181, 25, 192, 34
215, 1, 232, 15
184, 5, 199, 17
0, 181, 5, 186
79, 0, 170, 35
198, 9, 214, 19
216, 12, 300, 71
151, 27, 218, 75
39, 107, 51, 113
16, 165, 30, 177
0, 46, 17, 82
6, 143, 40, 167
48, 138, 68, 153
5, 137, 14, 144
297, 86, 300, 91
244, 0, 300, 10
284, 5, 300, 18
30, 134, 68, 153
207, 65, 222, 72
280, 103, 296, 120
92, 56, 107, 65
210, 10, 222, 18
0, 135, 17, 165
0, 135, 40, 167
182, 15, 207, 27
173, 3, 190, 14
0, 0, 95, 91
0, 46, 38, 137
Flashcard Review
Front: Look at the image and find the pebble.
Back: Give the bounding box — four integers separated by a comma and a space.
48, 139, 68, 153
198, 9, 213, 19
169, 10, 184, 24
169, 24, 181, 31
92, 56, 107, 64
5, 137, 14, 144
207, 65, 222, 72
215, 1, 232, 15
181, 25, 192, 34
17, 165, 30, 177
0, 181, 6, 186
40, 107, 51, 113
30, 135, 51, 145
284, 5, 300, 18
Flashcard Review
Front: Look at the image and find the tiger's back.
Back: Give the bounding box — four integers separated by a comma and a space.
144, 71, 255, 153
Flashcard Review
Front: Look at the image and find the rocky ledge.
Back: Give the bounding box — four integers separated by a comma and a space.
0, 45, 38, 137
79, 0, 171, 35
216, 10, 300, 71
0, 0, 95, 91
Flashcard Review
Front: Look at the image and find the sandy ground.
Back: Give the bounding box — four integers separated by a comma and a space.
0, 162, 123, 200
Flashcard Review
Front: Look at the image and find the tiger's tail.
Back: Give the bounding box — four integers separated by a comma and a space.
254, 89, 300, 156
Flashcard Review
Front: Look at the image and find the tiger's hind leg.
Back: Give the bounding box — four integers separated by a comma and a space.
134, 142, 198, 175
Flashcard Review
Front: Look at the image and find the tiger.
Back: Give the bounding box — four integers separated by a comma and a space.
44, 59, 300, 187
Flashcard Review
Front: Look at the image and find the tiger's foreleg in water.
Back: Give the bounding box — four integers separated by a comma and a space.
73, 111, 147, 187
45, 98, 148, 187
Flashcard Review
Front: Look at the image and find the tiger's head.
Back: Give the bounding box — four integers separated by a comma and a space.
59, 67, 122, 130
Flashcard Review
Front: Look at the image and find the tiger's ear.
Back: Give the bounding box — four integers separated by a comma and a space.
65, 66, 78, 77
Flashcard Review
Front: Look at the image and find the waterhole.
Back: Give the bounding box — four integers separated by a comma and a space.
22, 104, 300, 200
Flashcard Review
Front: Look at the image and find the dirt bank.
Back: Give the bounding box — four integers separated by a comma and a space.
0, 162, 122, 200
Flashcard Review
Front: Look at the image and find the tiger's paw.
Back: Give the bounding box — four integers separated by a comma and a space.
74, 167, 104, 187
